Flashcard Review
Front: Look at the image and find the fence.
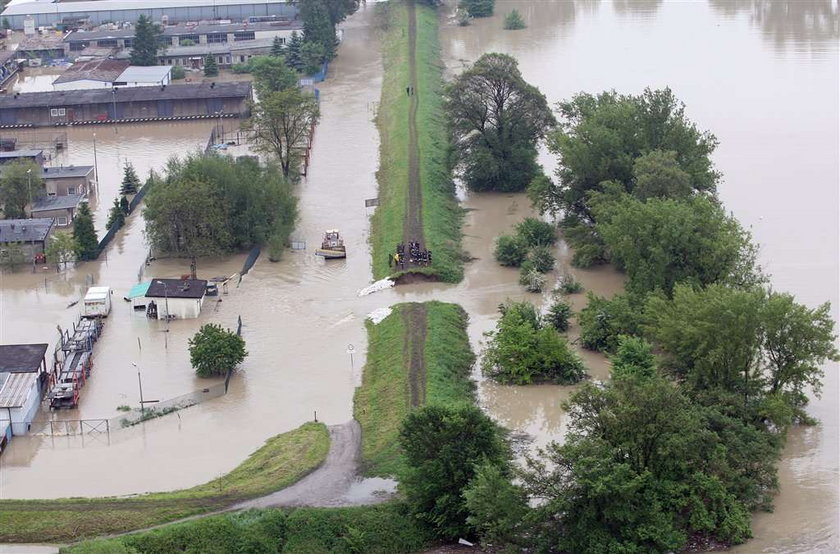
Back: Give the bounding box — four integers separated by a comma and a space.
28, 418, 110, 437
114, 383, 227, 428
94, 181, 150, 257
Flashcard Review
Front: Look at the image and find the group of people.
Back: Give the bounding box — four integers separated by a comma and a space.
391, 241, 432, 269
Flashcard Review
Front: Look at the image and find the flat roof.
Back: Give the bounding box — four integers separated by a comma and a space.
32, 194, 84, 211
0, 218, 54, 243
0, 344, 48, 373
160, 37, 273, 56
0, 81, 252, 109
42, 165, 95, 178
0, 372, 39, 408
146, 278, 207, 299
116, 65, 171, 83
64, 20, 300, 42
3, 0, 291, 17
0, 149, 43, 159
53, 59, 130, 84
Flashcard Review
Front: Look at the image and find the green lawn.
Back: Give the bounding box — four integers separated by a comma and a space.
0, 423, 329, 543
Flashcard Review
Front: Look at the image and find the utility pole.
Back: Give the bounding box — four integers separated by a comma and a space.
26, 167, 32, 218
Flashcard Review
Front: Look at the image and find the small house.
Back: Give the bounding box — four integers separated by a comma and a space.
0, 218, 55, 263
52, 59, 131, 91
145, 278, 207, 320
30, 194, 84, 226
0, 149, 45, 166
0, 343, 49, 451
42, 165, 95, 196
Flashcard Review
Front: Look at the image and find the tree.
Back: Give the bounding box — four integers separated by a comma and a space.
632, 149, 692, 200
189, 323, 247, 378
493, 234, 527, 266
300, 40, 327, 75
578, 292, 644, 352
594, 191, 761, 295
249, 56, 298, 98
445, 53, 555, 192
285, 31, 304, 71
503, 9, 526, 30
646, 284, 838, 423
514, 217, 556, 247
120, 162, 140, 195
45, 231, 77, 268
73, 202, 99, 260
130, 14, 163, 66
323, 0, 360, 26
482, 301, 584, 384
171, 65, 186, 79
119, 195, 130, 215
300, 0, 337, 60
610, 335, 656, 379
542, 88, 719, 220
0, 242, 26, 269
143, 154, 297, 257
523, 376, 772, 553
545, 299, 572, 332
271, 36, 286, 57
203, 54, 219, 77
399, 404, 510, 540
0, 160, 44, 219
106, 198, 125, 230
247, 88, 320, 178
527, 244, 555, 273
459, 0, 494, 17
463, 462, 530, 548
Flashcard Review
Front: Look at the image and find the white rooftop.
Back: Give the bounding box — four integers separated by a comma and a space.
2, 0, 289, 17
116, 65, 171, 83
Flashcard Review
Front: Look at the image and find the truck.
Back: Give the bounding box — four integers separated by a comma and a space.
82, 286, 111, 318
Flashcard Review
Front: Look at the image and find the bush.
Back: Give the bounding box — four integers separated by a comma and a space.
464, 462, 529, 548
171, 65, 186, 79
528, 244, 555, 273
545, 299, 572, 332
482, 301, 585, 384
519, 261, 546, 293
610, 335, 657, 379
515, 217, 556, 247
578, 292, 644, 352
494, 234, 528, 267
503, 9, 526, 30
459, 0, 494, 17
557, 273, 583, 294
188, 323, 247, 377
231, 63, 252, 74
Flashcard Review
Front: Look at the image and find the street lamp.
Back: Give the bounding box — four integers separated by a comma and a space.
92, 132, 99, 198
26, 167, 32, 218
131, 362, 145, 415
154, 279, 170, 321
111, 87, 118, 133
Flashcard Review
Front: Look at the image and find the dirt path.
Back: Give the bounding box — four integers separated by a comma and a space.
403, 0, 425, 256
403, 303, 428, 407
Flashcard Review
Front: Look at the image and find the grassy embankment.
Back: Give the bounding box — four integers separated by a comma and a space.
354, 301, 475, 477
0, 423, 329, 543
370, 1, 463, 283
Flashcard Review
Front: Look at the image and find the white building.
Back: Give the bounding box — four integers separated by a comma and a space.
114, 65, 172, 88
146, 278, 207, 320
0, 344, 48, 452
52, 59, 171, 91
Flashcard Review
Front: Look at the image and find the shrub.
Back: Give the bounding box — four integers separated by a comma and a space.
459, 0, 494, 18
545, 299, 572, 332
171, 65, 186, 79
188, 323, 247, 377
503, 9, 526, 30
610, 335, 657, 379
494, 234, 528, 267
464, 462, 529, 548
519, 261, 546, 293
515, 217, 556, 247
557, 273, 583, 294
528, 244, 555, 273
578, 292, 644, 352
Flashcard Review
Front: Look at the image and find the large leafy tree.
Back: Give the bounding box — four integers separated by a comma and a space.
73, 202, 99, 260
248, 56, 299, 98
593, 189, 760, 295
399, 404, 510, 540
189, 323, 247, 378
247, 88, 320, 178
0, 160, 44, 219
130, 15, 163, 66
300, 0, 337, 60
445, 53, 555, 192
646, 284, 838, 423
523, 375, 779, 553
143, 155, 297, 256
539, 87, 719, 220
45, 231, 77, 269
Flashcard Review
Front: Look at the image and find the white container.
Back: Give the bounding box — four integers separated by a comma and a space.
23, 16, 35, 36
82, 286, 111, 318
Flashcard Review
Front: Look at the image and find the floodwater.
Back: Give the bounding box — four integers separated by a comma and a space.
438, 0, 839, 551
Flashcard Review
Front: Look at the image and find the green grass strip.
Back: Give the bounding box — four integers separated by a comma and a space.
0, 423, 329, 543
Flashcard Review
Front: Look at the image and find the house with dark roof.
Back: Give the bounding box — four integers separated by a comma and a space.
0, 218, 55, 263
145, 278, 208, 320
0, 81, 252, 127
42, 165, 95, 197
0, 149, 45, 166
0, 343, 49, 447
52, 59, 131, 91
30, 194, 84, 227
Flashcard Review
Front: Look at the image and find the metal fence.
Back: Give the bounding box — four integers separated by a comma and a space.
28, 418, 110, 437
95, 181, 150, 258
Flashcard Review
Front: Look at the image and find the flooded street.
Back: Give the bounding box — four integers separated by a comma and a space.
438, 0, 839, 551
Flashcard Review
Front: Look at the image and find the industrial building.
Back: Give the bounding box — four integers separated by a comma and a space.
0, 343, 49, 451
1, 0, 297, 30
0, 81, 252, 127
52, 59, 172, 91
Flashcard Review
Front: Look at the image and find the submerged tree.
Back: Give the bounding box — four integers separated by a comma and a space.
249, 56, 299, 98
503, 9, 526, 29
300, 0, 337, 60
189, 323, 247, 378
120, 162, 140, 195
73, 202, 99, 260
130, 15, 163, 66
0, 160, 44, 219
445, 53, 555, 192
247, 88, 320, 178
45, 231, 77, 269
460, 0, 494, 17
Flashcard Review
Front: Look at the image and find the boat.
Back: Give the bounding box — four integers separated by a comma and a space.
315, 229, 346, 259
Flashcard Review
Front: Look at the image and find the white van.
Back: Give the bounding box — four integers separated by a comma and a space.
82, 287, 111, 318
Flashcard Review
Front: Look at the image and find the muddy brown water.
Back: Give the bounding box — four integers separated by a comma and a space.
0, 2, 836, 551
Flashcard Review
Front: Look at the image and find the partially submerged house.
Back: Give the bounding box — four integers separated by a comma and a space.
0, 218, 55, 263
145, 278, 208, 320
0, 343, 49, 452
0, 149, 45, 166
42, 165, 95, 196
30, 194, 84, 227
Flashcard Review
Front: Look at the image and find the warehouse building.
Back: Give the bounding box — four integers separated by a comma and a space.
1, 0, 297, 30
0, 81, 252, 127
0, 343, 49, 453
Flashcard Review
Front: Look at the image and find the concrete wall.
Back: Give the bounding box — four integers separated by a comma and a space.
153, 296, 203, 319
31, 207, 75, 226
45, 177, 91, 196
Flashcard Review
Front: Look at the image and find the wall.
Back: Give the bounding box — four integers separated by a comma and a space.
8, 381, 41, 435
153, 296, 203, 319
45, 176, 90, 196
53, 79, 113, 92
31, 207, 74, 226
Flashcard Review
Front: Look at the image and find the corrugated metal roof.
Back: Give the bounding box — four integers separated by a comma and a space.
115, 65, 171, 83
0, 372, 38, 408
0, 81, 252, 109
3, 0, 290, 17
53, 59, 130, 84
128, 281, 151, 299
